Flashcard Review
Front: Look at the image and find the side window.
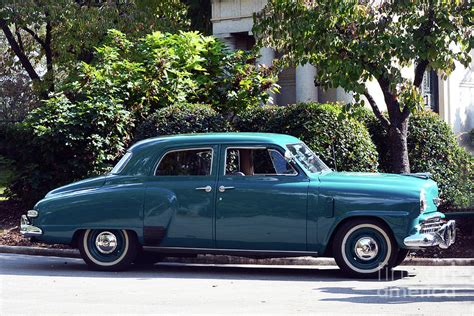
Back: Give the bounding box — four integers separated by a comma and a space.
225, 148, 297, 176
156, 149, 212, 176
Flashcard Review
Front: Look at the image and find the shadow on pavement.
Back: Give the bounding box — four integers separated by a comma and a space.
316, 286, 474, 304
0, 253, 412, 282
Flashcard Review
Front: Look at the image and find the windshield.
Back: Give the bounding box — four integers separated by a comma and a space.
286, 143, 331, 173
110, 152, 132, 174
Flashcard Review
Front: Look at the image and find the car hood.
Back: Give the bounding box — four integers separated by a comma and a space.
45, 175, 107, 198
316, 171, 438, 199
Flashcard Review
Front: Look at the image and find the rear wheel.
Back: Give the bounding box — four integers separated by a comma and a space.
78, 229, 138, 271
332, 219, 397, 278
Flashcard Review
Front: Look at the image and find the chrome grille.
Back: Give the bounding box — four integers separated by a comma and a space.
420, 218, 444, 234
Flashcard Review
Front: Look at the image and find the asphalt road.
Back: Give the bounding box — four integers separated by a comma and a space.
0, 254, 473, 315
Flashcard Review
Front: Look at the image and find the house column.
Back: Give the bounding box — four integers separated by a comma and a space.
296, 64, 318, 103
257, 47, 275, 104
257, 47, 274, 67
335, 87, 354, 104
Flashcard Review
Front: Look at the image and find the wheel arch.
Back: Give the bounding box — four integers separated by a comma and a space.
322, 215, 397, 257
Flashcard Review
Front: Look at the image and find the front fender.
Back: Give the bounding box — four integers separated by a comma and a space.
315, 210, 415, 255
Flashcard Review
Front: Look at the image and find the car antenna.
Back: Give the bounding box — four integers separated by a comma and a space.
332, 142, 337, 171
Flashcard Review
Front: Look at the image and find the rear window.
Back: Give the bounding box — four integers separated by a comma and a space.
156, 148, 212, 176
110, 152, 132, 174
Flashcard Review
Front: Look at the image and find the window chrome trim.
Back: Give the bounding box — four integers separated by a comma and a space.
285, 142, 331, 174
223, 146, 299, 177
110, 151, 133, 175
153, 147, 214, 177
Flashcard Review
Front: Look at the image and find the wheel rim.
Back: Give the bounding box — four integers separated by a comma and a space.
95, 231, 118, 254
354, 236, 379, 261
341, 224, 391, 274
84, 229, 129, 266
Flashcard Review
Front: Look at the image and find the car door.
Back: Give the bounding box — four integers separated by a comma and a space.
215, 144, 309, 251
143, 146, 218, 248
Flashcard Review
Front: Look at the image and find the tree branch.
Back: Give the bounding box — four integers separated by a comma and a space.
364, 89, 390, 129
14, 25, 24, 52
0, 18, 41, 82
21, 26, 47, 50
413, 59, 428, 88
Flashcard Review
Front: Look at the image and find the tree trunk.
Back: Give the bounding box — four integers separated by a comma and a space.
387, 117, 410, 174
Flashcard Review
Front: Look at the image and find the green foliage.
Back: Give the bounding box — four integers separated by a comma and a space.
0, 0, 191, 95
0, 155, 14, 199
2, 30, 276, 205
135, 104, 233, 141
363, 110, 473, 208
4, 93, 133, 206
69, 30, 278, 119
254, 0, 473, 173
235, 103, 379, 172
254, 0, 472, 96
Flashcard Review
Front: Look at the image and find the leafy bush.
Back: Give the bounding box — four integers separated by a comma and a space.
4, 94, 133, 206
363, 110, 473, 208
135, 104, 232, 141
71, 30, 278, 121
3, 30, 277, 206
235, 103, 379, 172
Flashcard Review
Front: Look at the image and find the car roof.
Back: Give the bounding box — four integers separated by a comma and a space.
129, 132, 301, 152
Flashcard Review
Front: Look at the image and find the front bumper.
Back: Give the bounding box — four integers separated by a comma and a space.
404, 218, 456, 249
20, 215, 43, 237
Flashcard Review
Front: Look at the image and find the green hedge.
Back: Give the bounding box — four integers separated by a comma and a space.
235, 103, 379, 172
3, 94, 133, 206
363, 110, 473, 208
134, 104, 232, 141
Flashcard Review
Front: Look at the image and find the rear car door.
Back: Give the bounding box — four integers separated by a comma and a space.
143, 146, 218, 248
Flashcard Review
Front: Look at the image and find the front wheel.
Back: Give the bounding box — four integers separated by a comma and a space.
332, 219, 397, 278
78, 229, 138, 271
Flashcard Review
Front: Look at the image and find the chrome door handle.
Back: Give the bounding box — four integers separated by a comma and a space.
218, 186, 235, 193
195, 185, 212, 193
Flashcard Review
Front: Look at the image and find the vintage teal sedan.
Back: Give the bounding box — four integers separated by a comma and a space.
20, 133, 455, 277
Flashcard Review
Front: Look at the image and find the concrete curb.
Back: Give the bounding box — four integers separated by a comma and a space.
1, 245, 473, 266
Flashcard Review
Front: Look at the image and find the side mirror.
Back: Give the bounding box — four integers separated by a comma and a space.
284, 150, 294, 163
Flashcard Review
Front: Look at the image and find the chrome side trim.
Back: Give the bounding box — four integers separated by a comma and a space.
142, 246, 318, 257
20, 215, 43, 237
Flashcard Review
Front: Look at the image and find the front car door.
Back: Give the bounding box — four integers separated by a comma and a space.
215, 145, 309, 251
143, 146, 218, 248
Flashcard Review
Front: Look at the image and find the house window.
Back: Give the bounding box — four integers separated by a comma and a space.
421, 70, 439, 113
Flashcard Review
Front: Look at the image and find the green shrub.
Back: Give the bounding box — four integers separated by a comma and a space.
4, 94, 133, 206
135, 104, 233, 140
2, 29, 277, 206
71, 30, 278, 121
235, 103, 379, 172
364, 110, 473, 208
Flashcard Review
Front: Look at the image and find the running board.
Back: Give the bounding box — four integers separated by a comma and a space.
142, 246, 318, 258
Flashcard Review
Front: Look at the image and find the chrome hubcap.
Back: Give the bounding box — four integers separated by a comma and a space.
354, 237, 378, 260
95, 231, 118, 254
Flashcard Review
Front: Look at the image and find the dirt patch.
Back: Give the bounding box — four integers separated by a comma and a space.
0, 199, 69, 249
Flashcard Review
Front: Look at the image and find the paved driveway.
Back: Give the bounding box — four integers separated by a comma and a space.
0, 253, 473, 315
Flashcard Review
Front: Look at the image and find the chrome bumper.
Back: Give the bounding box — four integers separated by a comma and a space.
404, 219, 456, 249
20, 215, 43, 237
